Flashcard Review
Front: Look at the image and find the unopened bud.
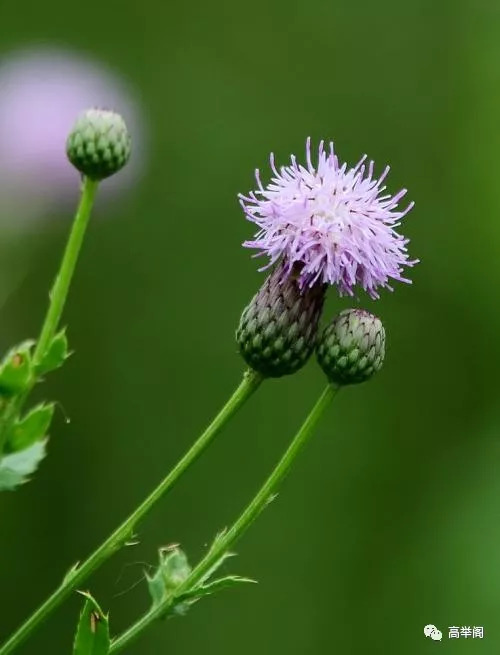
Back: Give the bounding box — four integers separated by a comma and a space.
236, 263, 325, 378
66, 108, 131, 180
316, 309, 385, 385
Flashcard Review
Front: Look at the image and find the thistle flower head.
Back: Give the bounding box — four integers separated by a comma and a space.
316, 309, 385, 385
240, 138, 416, 299
66, 108, 131, 180
236, 262, 325, 378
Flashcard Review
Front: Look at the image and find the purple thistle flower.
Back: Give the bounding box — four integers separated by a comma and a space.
239, 138, 417, 299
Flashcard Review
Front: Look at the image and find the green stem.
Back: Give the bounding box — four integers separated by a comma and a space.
0, 177, 99, 454
33, 176, 99, 366
110, 383, 338, 654
0, 369, 262, 655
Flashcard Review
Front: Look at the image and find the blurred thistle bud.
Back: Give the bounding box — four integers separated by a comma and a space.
236, 263, 326, 378
316, 309, 385, 386
66, 108, 131, 180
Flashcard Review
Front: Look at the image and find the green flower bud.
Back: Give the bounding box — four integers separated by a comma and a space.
66, 108, 131, 180
236, 264, 326, 378
316, 309, 385, 385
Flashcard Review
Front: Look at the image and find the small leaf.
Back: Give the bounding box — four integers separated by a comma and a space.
73, 591, 110, 655
179, 575, 257, 603
5, 403, 54, 452
159, 547, 191, 589
146, 570, 166, 609
197, 532, 237, 586
36, 330, 70, 376
63, 562, 80, 585
197, 551, 236, 587
146, 546, 192, 609
0, 341, 34, 394
0, 440, 47, 491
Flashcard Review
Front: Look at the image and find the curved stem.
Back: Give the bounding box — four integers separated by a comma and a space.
110, 383, 338, 654
0, 369, 263, 655
0, 176, 99, 454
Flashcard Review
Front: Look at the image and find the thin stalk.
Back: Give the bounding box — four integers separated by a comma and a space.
0, 176, 99, 453
33, 176, 99, 365
0, 369, 262, 655
110, 383, 338, 654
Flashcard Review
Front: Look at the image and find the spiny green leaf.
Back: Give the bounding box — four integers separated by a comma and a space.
197, 531, 237, 585
36, 330, 70, 376
0, 341, 34, 394
179, 575, 257, 603
73, 591, 110, 655
145, 541, 256, 620
0, 440, 46, 491
5, 403, 54, 452
197, 551, 236, 586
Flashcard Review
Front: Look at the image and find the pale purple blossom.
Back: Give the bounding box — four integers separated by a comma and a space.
0, 47, 146, 224
239, 138, 416, 298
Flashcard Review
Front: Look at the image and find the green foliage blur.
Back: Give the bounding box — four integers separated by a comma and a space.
1, 0, 500, 652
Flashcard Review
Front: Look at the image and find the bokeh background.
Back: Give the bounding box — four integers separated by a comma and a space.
0, 0, 499, 652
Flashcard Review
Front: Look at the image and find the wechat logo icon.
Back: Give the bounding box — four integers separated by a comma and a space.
424, 625, 443, 641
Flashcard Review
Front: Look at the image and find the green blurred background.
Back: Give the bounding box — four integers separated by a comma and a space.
1, 0, 499, 652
